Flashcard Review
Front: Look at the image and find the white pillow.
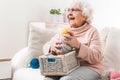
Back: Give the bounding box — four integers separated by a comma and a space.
28, 22, 59, 58
103, 27, 120, 70
99, 27, 110, 52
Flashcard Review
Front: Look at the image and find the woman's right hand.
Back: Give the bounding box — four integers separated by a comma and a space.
49, 40, 62, 55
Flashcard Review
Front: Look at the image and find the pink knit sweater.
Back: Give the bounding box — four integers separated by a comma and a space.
43, 23, 104, 74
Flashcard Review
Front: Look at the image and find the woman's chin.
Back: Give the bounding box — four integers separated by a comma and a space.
69, 22, 76, 26
69, 23, 77, 28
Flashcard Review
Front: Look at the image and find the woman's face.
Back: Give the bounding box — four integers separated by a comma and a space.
66, 2, 86, 28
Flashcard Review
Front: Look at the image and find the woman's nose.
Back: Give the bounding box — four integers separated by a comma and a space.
67, 11, 73, 16
67, 10, 73, 14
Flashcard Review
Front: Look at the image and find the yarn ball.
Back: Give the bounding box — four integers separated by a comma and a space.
30, 58, 40, 69
61, 27, 71, 35
110, 71, 120, 79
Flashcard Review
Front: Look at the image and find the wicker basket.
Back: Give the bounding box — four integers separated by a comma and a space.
39, 51, 80, 76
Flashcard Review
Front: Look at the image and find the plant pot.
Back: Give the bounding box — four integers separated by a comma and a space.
51, 14, 63, 23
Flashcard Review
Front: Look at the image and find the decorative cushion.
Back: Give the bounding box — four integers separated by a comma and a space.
110, 71, 120, 79
103, 27, 120, 71
28, 22, 56, 56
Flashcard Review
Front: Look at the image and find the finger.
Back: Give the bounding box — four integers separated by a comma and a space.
51, 47, 58, 55
56, 40, 62, 44
57, 51, 63, 55
54, 48, 62, 55
51, 52, 57, 55
61, 36, 69, 43
66, 29, 74, 36
63, 34, 72, 39
63, 40, 69, 45
50, 47, 57, 55
55, 44, 62, 49
70, 31, 74, 36
62, 36, 71, 42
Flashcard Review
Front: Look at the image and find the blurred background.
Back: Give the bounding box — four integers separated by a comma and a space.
0, 0, 120, 58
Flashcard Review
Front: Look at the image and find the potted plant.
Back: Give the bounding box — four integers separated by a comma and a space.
49, 9, 62, 23
50, 9, 61, 15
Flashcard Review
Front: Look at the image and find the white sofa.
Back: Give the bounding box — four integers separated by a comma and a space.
12, 22, 120, 80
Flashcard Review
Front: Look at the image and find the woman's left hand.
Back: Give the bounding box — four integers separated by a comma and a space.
62, 34, 80, 49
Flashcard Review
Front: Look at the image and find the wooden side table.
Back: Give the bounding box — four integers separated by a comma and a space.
0, 58, 11, 80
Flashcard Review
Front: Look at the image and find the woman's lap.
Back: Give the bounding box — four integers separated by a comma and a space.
43, 67, 101, 80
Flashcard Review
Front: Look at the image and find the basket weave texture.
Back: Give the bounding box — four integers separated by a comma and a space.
39, 51, 80, 76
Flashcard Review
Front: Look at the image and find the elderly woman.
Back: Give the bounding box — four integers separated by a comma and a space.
43, 0, 104, 80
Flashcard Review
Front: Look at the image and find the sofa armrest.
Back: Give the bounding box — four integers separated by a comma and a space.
12, 47, 30, 73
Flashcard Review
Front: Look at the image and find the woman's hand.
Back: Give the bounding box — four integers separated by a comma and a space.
62, 34, 81, 49
49, 40, 62, 55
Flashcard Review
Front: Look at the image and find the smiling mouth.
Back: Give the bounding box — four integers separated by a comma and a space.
70, 17, 75, 20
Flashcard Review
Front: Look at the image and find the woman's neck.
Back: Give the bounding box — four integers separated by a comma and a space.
71, 21, 87, 28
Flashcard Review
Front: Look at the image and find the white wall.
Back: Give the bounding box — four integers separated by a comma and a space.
0, 0, 73, 58
0, 0, 46, 58
90, 0, 120, 31
0, 0, 120, 58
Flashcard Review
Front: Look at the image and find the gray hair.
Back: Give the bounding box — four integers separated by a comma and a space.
69, 0, 93, 23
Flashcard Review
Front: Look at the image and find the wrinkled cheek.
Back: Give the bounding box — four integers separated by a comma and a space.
66, 16, 69, 21
69, 20, 74, 24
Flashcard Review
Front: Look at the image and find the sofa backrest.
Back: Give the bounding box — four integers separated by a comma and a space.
100, 27, 120, 71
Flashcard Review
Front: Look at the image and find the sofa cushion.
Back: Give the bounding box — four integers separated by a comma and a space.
103, 27, 120, 71
13, 68, 44, 80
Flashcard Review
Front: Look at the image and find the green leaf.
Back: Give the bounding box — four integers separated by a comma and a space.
49, 9, 61, 15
